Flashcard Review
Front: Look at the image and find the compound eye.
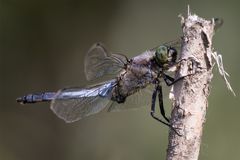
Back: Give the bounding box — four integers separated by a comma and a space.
155, 46, 168, 65
168, 48, 177, 63
168, 50, 173, 57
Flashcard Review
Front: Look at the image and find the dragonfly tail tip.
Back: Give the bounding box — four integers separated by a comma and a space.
16, 96, 25, 104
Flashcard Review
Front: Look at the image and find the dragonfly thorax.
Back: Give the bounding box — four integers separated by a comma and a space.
111, 62, 157, 103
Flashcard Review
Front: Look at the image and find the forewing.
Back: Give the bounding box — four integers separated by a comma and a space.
163, 38, 182, 49
84, 43, 128, 81
149, 38, 182, 55
108, 84, 154, 112
50, 80, 116, 123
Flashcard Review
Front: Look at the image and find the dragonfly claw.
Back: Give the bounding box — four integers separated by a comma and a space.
169, 125, 183, 137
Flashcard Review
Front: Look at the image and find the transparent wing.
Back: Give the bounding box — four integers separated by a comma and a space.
213, 18, 223, 31
163, 38, 182, 49
50, 80, 116, 123
108, 84, 154, 112
150, 38, 182, 52
84, 42, 128, 81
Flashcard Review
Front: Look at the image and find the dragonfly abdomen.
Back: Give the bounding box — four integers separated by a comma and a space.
16, 92, 56, 104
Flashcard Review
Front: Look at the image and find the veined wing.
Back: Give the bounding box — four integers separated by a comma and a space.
214, 18, 223, 31
50, 80, 116, 123
163, 38, 182, 49
150, 38, 182, 52
108, 84, 154, 112
84, 43, 128, 81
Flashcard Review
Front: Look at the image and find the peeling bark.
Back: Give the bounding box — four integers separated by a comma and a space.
166, 13, 217, 160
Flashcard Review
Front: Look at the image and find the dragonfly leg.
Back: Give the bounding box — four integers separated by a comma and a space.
163, 73, 188, 86
150, 86, 169, 127
157, 85, 170, 122
150, 84, 182, 136
150, 85, 158, 116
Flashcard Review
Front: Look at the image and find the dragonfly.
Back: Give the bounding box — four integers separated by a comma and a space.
17, 40, 187, 135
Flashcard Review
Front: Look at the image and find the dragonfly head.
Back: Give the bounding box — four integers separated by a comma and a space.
155, 45, 177, 67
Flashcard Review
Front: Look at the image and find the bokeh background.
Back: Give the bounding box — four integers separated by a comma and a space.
1, 0, 240, 160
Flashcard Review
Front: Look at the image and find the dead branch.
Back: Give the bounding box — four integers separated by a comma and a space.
166, 12, 217, 160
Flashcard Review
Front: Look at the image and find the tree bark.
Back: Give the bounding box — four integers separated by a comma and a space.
166, 13, 217, 160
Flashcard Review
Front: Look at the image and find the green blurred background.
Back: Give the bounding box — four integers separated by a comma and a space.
1, 0, 240, 160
